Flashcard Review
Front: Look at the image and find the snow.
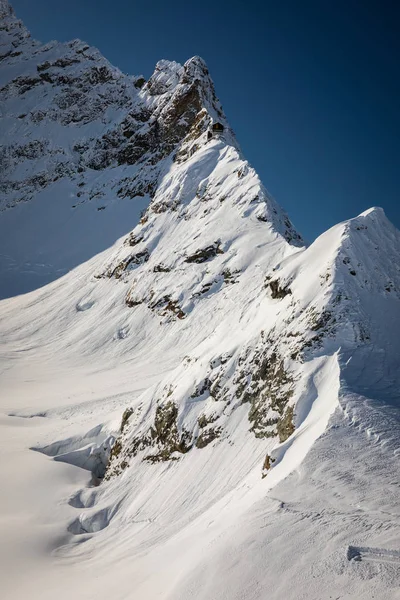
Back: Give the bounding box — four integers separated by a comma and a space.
1, 190, 399, 600
0, 2, 400, 599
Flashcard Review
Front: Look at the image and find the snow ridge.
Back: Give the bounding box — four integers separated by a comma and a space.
0, 7, 301, 298
1, 4, 400, 600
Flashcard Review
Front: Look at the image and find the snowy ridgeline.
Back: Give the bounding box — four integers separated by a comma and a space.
1, 0, 293, 298
1, 2, 400, 600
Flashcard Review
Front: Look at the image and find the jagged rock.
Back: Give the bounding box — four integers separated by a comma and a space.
111, 250, 150, 279
147, 401, 193, 460
120, 408, 134, 433
185, 241, 224, 263
276, 405, 295, 443
125, 233, 144, 247
197, 412, 218, 428
262, 454, 275, 474
134, 77, 146, 89
125, 296, 144, 308
149, 295, 186, 320
153, 264, 171, 273
192, 378, 212, 398
269, 279, 292, 299
195, 426, 222, 448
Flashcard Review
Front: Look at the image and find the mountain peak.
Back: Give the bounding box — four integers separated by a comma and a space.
345, 206, 399, 250
351, 205, 391, 227
359, 205, 385, 218
145, 59, 183, 95
183, 55, 210, 77
0, 6, 300, 297
0, 0, 32, 52
145, 54, 228, 136
0, 0, 13, 18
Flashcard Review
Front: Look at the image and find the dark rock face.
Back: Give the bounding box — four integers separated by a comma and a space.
147, 401, 193, 459
153, 264, 170, 273
110, 250, 150, 279
185, 241, 224, 263
276, 405, 295, 443
148, 296, 186, 320
105, 400, 194, 476
125, 233, 144, 247
236, 348, 295, 440
262, 454, 274, 474
120, 408, 134, 433
195, 426, 222, 448
269, 279, 292, 299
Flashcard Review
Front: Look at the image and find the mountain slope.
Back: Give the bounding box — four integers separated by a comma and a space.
0, 3, 399, 600
1, 203, 399, 600
2, 0, 301, 298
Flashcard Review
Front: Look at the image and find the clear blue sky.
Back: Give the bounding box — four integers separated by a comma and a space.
12, 0, 400, 241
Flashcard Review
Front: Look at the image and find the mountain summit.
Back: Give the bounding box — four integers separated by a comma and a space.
0, 3, 300, 297
1, 4, 399, 600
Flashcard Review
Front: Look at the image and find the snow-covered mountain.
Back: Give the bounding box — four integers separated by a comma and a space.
0, 0, 300, 298
1, 2, 399, 599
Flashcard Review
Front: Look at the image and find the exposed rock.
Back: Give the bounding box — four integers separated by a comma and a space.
185, 241, 224, 263
120, 408, 134, 433
197, 412, 218, 428
125, 296, 144, 308
269, 279, 292, 299
310, 310, 334, 332
1, 18, 228, 217
149, 295, 186, 320
124, 233, 144, 247
111, 249, 150, 279
192, 378, 212, 398
153, 264, 171, 273
222, 268, 240, 284
134, 77, 146, 89
147, 401, 193, 460
262, 453, 275, 476
234, 346, 296, 439
196, 426, 222, 448
276, 405, 295, 443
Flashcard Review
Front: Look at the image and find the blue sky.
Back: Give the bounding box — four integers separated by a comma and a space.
12, 0, 400, 241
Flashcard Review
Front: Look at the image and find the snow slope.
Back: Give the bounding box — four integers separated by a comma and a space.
0, 2, 399, 599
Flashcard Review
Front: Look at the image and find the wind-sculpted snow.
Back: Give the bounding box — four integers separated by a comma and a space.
0, 2, 399, 600
101, 206, 400, 477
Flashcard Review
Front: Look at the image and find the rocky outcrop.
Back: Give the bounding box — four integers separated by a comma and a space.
268, 278, 292, 299
185, 241, 224, 263
0, 6, 232, 217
